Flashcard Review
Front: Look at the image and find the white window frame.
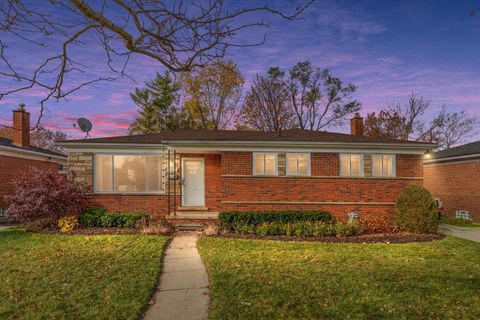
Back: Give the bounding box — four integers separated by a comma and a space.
286, 152, 311, 176
339, 153, 364, 177
253, 152, 278, 176
371, 154, 396, 177
93, 154, 165, 194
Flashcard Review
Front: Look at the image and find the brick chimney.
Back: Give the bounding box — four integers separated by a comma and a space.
12, 104, 30, 147
350, 112, 364, 136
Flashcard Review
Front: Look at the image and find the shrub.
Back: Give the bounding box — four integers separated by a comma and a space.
57, 216, 79, 233
359, 214, 395, 234
79, 208, 107, 227
219, 210, 333, 229
78, 209, 147, 228
395, 185, 439, 233
6, 168, 84, 225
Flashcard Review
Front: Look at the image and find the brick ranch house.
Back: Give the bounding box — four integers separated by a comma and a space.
57, 114, 434, 224
424, 141, 480, 222
0, 107, 67, 216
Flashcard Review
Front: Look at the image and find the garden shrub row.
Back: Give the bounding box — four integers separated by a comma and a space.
233, 221, 361, 237
219, 210, 333, 227
79, 208, 147, 228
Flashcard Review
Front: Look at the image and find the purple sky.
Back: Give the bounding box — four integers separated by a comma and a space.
0, 0, 479, 139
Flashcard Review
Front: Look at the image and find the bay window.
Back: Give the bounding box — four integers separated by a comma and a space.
287, 153, 310, 176
94, 154, 163, 193
372, 154, 395, 177
253, 153, 277, 175
340, 154, 363, 177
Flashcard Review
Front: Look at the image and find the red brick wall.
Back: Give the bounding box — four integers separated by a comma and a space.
221, 152, 252, 175
397, 154, 423, 177
0, 155, 58, 209
81, 151, 423, 220
86, 194, 178, 216
312, 153, 338, 176
424, 160, 480, 222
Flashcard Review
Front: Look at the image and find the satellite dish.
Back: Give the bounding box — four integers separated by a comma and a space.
73, 117, 92, 138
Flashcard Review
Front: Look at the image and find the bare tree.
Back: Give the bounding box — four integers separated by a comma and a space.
238, 67, 295, 132
31, 126, 69, 153
181, 60, 244, 130
0, 0, 312, 128
287, 61, 361, 130
364, 93, 478, 150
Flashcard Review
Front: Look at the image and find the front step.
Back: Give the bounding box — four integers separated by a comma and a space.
175, 223, 204, 231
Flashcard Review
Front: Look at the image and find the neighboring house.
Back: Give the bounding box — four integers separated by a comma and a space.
57, 114, 433, 223
424, 141, 480, 222
0, 107, 67, 215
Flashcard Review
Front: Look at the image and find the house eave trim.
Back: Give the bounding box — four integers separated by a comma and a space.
58, 140, 434, 154
423, 153, 480, 164
0, 145, 67, 162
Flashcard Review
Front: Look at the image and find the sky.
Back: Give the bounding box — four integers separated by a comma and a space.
0, 0, 479, 139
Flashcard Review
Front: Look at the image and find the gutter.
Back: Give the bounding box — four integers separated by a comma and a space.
423, 153, 480, 164
56, 139, 435, 150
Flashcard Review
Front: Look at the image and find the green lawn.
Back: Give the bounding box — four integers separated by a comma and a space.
0, 229, 169, 320
198, 236, 480, 320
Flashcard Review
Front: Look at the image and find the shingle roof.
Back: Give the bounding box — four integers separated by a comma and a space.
58, 129, 432, 145
432, 141, 480, 160
0, 137, 66, 158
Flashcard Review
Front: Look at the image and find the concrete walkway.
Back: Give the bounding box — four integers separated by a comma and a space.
438, 224, 480, 243
144, 232, 209, 320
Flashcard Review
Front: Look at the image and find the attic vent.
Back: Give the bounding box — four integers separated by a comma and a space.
455, 210, 471, 221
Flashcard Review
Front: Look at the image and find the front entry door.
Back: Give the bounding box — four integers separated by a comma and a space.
182, 158, 205, 207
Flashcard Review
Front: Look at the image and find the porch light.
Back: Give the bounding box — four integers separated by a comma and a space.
424, 150, 432, 159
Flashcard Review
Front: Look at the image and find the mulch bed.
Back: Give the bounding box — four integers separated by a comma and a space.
212, 232, 444, 244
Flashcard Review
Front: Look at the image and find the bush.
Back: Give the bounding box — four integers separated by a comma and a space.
79, 208, 107, 227
6, 168, 84, 225
395, 185, 439, 233
359, 214, 395, 234
233, 221, 361, 237
219, 210, 333, 229
79, 209, 147, 228
57, 216, 79, 233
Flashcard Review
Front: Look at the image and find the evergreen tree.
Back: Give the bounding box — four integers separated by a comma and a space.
129, 72, 192, 134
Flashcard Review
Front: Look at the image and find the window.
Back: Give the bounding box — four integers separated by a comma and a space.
287, 153, 310, 176
372, 154, 395, 177
94, 154, 163, 193
58, 164, 65, 173
340, 154, 363, 176
253, 153, 277, 175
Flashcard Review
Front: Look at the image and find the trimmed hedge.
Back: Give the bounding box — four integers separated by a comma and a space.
233, 221, 361, 237
219, 210, 333, 227
79, 208, 147, 228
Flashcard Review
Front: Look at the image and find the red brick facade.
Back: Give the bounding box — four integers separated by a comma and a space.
0, 155, 59, 209
82, 151, 423, 220
424, 160, 480, 222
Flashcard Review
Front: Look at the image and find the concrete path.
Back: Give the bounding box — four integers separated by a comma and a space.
438, 224, 480, 243
143, 232, 209, 320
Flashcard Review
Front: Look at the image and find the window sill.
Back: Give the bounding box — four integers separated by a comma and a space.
91, 192, 166, 196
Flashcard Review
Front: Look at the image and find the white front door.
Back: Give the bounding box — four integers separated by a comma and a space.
182, 158, 205, 207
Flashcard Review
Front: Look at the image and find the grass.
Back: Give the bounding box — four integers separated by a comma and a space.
198, 236, 480, 319
0, 228, 169, 320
